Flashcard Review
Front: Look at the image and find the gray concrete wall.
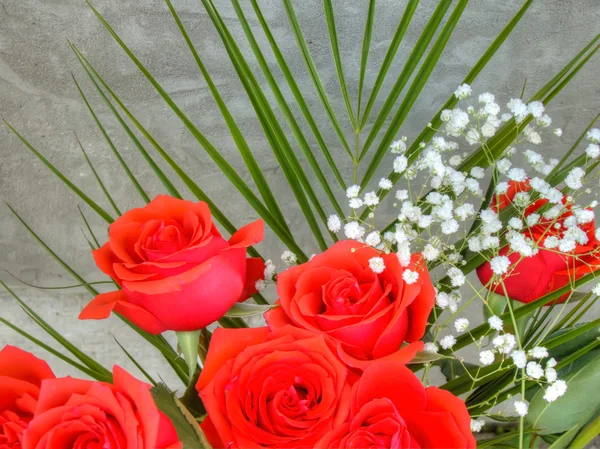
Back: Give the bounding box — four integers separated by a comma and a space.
0, 0, 599, 386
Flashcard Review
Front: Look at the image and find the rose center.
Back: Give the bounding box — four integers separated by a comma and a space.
0, 410, 30, 447
323, 273, 362, 314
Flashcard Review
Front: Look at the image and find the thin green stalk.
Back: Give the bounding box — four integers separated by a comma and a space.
72, 75, 151, 203
323, 0, 355, 127
76, 135, 122, 216
164, 0, 290, 234
281, 0, 353, 157
356, 0, 376, 122
247, 0, 347, 190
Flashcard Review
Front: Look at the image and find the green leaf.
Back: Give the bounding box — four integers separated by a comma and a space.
527, 352, 600, 435
78, 205, 101, 248
224, 302, 274, 318
360, 0, 418, 127
5, 122, 114, 224
72, 46, 266, 261
356, 0, 376, 122
323, 0, 355, 127
85, 2, 310, 259
569, 412, 600, 449
6, 202, 189, 384
199, 0, 332, 250
177, 331, 201, 380
224, 0, 346, 225
151, 384, 211, 449
72, 75, 151, 204
451, 271, 600, 353
407, 350, 442, 364
76, 135, 122, 216
281, 0, 352, 158
114, 338, 157, 386
164, 0, 290, 234
439, 359, 477, 382
359, 0, 452, 161
71, 44, 182, 200
361, 0, 468, 185
0, 316, 103, 380
547, 407, 599, 449
245, 0, 347, 191
0, 280, 112, 381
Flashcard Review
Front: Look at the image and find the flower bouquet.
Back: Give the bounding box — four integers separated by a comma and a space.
2, 1, 600, 448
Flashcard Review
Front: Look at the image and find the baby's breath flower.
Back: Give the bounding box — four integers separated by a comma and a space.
454, 318, 470, 333
344, 221, 365, 240
508, 217, 523, 230
365, 232, 382, 248
349, 198, 363, 209
395, 189, 409, 201
455, 203, 475, 221
447, 267, 466, 287
436, 292, 450, 309
346, 185, 360, 199
493, 334, 517, 354
465, 129, 481, 145
488, 315, 504, 331
327, 214, 342, 233
544, 380, 567, 402
422, 244, 440, 262
490, 255, 511, 275
393, 155, 408, 173
378, 178, 393, 190
507, 167, 527, 182
454, 83, 472, 99
496, 158, 512, 174
470, 166, 485, 179
424, 342, 439, 354
586, 128, 600, 143
441, 219, 460, 235
479, 350, 495, 366
255, 279, 266, 292
402, 269, 419, 285
553, 128, 563, 137
390, 139, 407, 153
527, 101, 545, 118
546, 358, 557, 368
440, 335, 457, 350
592, 283, 600, 296
364, 192, 379, 207
545, 367, 558, 383
369, 257, 385, 274
264, 260, 276, 279
512, 350, 527, 369
526, 361, 544, 379
536, 114, 552, 127
585, 143, 600, 159
514, 401, 529, 417
565, 167, 585, 190
528, 346, 549, 359
471, 419, 485, 433
281, 250, 297, 266
495, 182, 510, 194
507, 98, 528, 120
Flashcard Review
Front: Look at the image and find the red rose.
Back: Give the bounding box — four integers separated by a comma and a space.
317, 361, 476, 449
196, 326, 352, 448
23, 366, 181, 449
265, 240, 435, 369
477, 181, 600, 303
0, 346, 55, 449
79, 195, 264, 333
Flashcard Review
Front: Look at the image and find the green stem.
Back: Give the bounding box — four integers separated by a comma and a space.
176, 330, 201, 380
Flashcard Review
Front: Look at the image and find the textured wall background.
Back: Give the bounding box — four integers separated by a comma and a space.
1, 0, 599, 388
